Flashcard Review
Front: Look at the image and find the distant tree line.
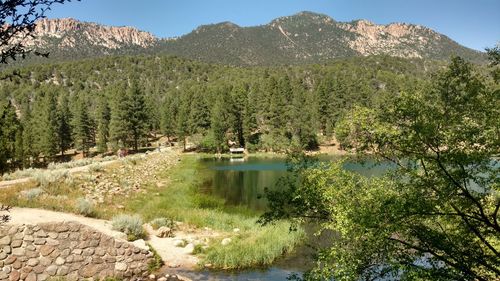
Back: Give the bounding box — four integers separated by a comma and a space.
0, 54, 429, 172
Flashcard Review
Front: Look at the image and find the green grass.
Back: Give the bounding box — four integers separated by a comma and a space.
1, 152, 304, 270
128, 154, 305, 269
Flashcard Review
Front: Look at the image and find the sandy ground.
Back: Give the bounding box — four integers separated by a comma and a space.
4, 207, 201, 269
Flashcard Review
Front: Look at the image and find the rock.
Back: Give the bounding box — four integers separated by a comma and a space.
79, 265, 99, 278
11, 248, 25, 256
184, 243, 195, 254
156, 226, 172, 238
0, 252, 6, 260
132, 239, 149, 251
9, 270, 20, 281
25, 273, 37, 281
3, 256, 17, 265
221, 238, 232, 246
26, 258, 39, 267
55, 256, 65, 265
33, 238, 46, 245
157, 278, 167, 281
149, 274, 156, 279
23, 235, 34, 242
39, 257, 52, 266
2, 245, 11, 254
46, 265, 58, 276
37, 274, 49, 281
173, 239, 184, 247
39, 245, 55, 256
34, 230, 47, 238
56, 265, 69, 276
0, 235, 11, 245
115, 262, 127, 271
233, 228, 240, 233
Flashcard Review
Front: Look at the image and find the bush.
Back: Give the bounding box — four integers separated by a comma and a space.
111, 214, 146, 241
21, 188, 44, 200
88, 163, 103, 173
150, 217, 177, 230
33, 170, 68, 187
76, 198, 94, 217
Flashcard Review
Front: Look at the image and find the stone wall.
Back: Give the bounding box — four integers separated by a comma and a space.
0, 221, 153, 281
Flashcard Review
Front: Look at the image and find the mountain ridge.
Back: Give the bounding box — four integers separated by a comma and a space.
20, 11, 486, 66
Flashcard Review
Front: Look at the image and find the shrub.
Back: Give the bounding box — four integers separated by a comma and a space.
76, 198, 94, 217
88, 163, 103, 173
111, 214, 146, 241
33, 170, 68, 187
21, 188, 44, 200
149, 217, 177, 230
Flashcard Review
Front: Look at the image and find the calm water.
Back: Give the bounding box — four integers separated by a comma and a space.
175, 155, 390, 281
198, 156, 389, 211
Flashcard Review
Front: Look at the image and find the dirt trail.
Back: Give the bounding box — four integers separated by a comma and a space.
0, 159, 117, 189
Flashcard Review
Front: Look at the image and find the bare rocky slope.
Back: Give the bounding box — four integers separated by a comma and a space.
23, 11, 485, 65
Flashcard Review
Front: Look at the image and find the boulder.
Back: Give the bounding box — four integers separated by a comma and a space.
156, 226, 172, 238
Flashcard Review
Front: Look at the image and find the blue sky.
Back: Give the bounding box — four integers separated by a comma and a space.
45, 0, 499, 51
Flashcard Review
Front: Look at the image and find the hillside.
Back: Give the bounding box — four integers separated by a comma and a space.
17, 12, 486, 66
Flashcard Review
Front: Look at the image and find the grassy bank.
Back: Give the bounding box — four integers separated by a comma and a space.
127, 154, 305, 269
0, 151, 305, 270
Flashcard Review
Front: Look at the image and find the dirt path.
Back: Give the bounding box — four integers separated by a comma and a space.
0, 159, 118, 189
5, 207, 202, 269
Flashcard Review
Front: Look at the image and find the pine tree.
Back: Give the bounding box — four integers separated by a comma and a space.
176, 98, 190, 151
96, 97, 110, 153
188, 86, 210, 134
109, 85, 130, 150
160, 95, 176, 144
0, 101, 22, 173
33, 90, 58, 162
56, 93, 72, 156
73, 98, 93, 157
211, 94, 229, 154
316, 77, 335, 136
127, 82, 148, 151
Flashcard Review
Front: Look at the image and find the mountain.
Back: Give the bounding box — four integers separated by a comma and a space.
21, 18, 156, 62
22, 12, 486, 66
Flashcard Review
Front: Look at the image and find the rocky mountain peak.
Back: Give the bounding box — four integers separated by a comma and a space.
30, 18, 157, 49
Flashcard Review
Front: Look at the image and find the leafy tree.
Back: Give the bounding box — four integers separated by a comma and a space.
262, 57, 500, 280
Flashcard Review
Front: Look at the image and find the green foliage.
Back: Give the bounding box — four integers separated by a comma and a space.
263, 57, 500, 280
149, 217, 177, 230
111, 214, 146, 241
72, 97, 93, 156
146, 242, 163, 272
203, 223, 305, 269
0, 53, 445, 171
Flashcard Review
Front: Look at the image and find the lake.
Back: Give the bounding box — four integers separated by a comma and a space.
171, 155, 391, 280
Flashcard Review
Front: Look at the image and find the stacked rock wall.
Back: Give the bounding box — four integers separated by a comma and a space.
0, 221, 153, 281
